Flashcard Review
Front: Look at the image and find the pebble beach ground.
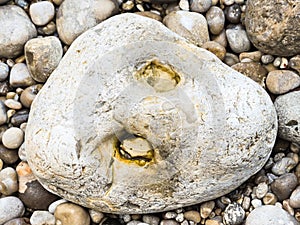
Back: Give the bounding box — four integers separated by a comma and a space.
0, 0, 300, 225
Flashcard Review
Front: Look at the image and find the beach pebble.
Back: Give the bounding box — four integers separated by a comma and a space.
9, 63, 36, 88
4, 99, 22, 110
0, 0, 9, 4
89, 209, 104, 223
261, 55, 275, 64
272, 157, 297, 176
0, 5, 37, 58
289, 55, 300, 74
0, 144, 19, 164
142, 215, 160, 225
183, 211, 200, 223
245, 0, 300, 56
48, 199, 68, 214
0, 167, 18, 195
29, 1, 55, 26
290, 186, 300, 208
266, 70, 300, 94
11, 109, 29, 127
0, 196, 25, 224
231, 62, 268, 87
56, 0, 119, 45
20, 84, 42, 108
275, 91, 300, 145
54, 203, 90, 225
3, 218, 30, 225
224, 4, 241, 23
205, 220, 221, 225
0, 101, 7, 125
226, 25, 251, 53
135, 11, 162, 21
206, 6, 225, 35
223, 203, 245, 225
200, 201, 215, 219
190, 0, 212, 13
224, 53, 239, 66
271, 173, 298, 201
255, 182, 268, 199
0, 62, 9, 81
212, 29, 227, 48
163, 11, 209, 47
263, 193, 277, 205
25, 36, 63, 83
239, 51, 262, 62
2, 127, 24, 149
30, 211, 55, 225
202, 41, 226, 60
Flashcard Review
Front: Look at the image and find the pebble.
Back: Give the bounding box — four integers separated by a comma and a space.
290, 186, 300, 208
160, 220, 179, 225
200, 201, 215, 219
20, 84, 42, 108
9, 63, 36, 88
163, 212, 177, 219
231, 62, 268, 87
245, 0, 300, 56
239, 51, 262, 62
263, 193, 277, 205
3, 218, 30, 225
4, 99, 22, 110
0, 100, 7, 125
266, 70, 300, 94
89, 209, 104, 223
135, 11, 162, 21
224, 53, 239, 66
226, 25, 251, 53
206, 6, 225, 35
0, 196, 25, 224
272, 157, 297, 176
190, 0, 211, 13
0, 5, 37, 58
0, 62, 9, 81
289, 55, 300, 74
271, 173, 298, 201
30, 211, 56, 225
283, 199, 294, 216
255, 182, 268, 199
261, 55, 275, 64
48, 199, 68, 214
0, 0, 9, 4
163, 11, 209, 47
245, 205, 300, 225
18, 143, 26, 161
205, 220, 221, 225
242, 196, 251, 210
29, 1, 55, 26
56, 0, 119, 45
212, 29, 227, 47
0, 144, 19, 164
183, 210, 201, 223
221, 0, 235, 5
11, 109, 29, 127
175, 213, 184, 223
179, 0, 189, 11
202, 41, 226, 60
0, 167, 18, 195
223, 203, 245, 225
274, 91, 300, 145
224, 4, 241, 23
54, 203, 90, 225
251, 199, 262, 208
38, 21, 57, 35
2, 127, 24, 149
25, 36, 63, 83
143, 215, 160, 225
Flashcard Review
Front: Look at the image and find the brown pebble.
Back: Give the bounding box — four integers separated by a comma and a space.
266, 70, 300, 94
239, 51, 262, 62
55, 203, 90, 225
262, 193, 277, 205
202, 41, 226, 60
183, 210, 201, 223
271, 173, 298, 201
0, 144, 19, 164
20, 84, 42, 108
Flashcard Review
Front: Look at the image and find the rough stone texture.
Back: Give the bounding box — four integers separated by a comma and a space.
266, 70, 300, 94
56, 0, 119, 45
25, 37, 63, 83
163, 10, 210, 47
274, 91, 300, 145
245, 205, 300, 225
25, 14, 277, 214
0, 196, 25, 224
245, 0, 300, 57
0, 5, 37, 58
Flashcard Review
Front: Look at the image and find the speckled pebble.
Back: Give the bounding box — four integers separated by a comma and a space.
223, 203, 245, 225
206, 6, 225, 35
0, 196, 25, 224
30, 211, 55, 225
2, 127, 24, 149
9, 63, 36, 88
163, 10, 209, 47
190, 0, 211, 13
266, 70, 300, 94
239, 51, 262, 62
224, 4, 241, 23
200, 201, 215, 219
261, 55, 275, 64
289, 55, 300, 74
272, 157, 297, 176
0, 62, 9, 81
54, 203, 90, 225
29, 1, 55, 26
226, 25, 251, 53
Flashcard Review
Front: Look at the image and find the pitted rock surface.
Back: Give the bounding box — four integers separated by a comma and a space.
25, 14, 277, 214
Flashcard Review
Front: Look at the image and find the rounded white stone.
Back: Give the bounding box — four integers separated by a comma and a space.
29, 1, 55, 26
2, 127, 24, 149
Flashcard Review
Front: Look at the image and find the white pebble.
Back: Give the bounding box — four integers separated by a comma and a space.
29, 1, 55, 26
48, 199, 68, 214
2, 127, 24, 149
4, 99, 22, 110
251, 199, 262, 208
30, 210, 56, 225
0, 62, 9, 81
0, 196, 25, 224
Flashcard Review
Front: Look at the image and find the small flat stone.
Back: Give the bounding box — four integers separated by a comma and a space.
29, 1, 55, 26
0, 196, 25, 224
266, 70, 300, 95
206, 6, 225, 35
255, 182, 268, 199
0, 5, 37, 58
274, 91, 300, 144
289, 55, 300, 74
2, 127, 24, 149
271, 173, 298, 201
11, 109, 29, 127
9, 63, 36, 88
20, 84, 42, 108
30, 211, 55, 225
25, 36, 63, 82
226, 25, 251, 53
142, 215, 160, 225
239, 51, 262, 62
4, 99, 22, 110
54, 203, 90, 225
163, 10, 209, 47
245, 205, 300, 225
0, 62, 9, 81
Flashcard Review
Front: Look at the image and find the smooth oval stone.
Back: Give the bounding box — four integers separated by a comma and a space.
25, 14, 277, 214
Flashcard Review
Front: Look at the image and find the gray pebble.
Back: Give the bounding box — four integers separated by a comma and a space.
163, 212, 177, 220
190, 0, 212, 13
221, 0, 235, 5
0, 196, 25, 224
25, 36, 63, 83
225, 4, 241, 23
206, 6, 225, 35
271, 157, 297, 176
0, 167, 18, 195
245, 205, 299, 225
0, 62, 9, 81
18, 143, 27, 161
223, 203, 245, 225
29, 1, 55, 26
163, 11, 209, 47
251, 199, 262, 208
212, 29, 227, 47
290, 186, 300, 208
275, 91, 300, 145
0, 144, 19, 164
226, 25, 251, 53
30, 211, 55, 225
255, 182, 268, 199
289, 55, 300, 74
0, 0, 10, 4
143, 215, 160, 225
261, 55, 275, 64
2, 127, 24, 149
0, 101, 7, 125
11, 109, 29, 127
271, 173, 298, 201
3, 217, 30, 225
224, 53, 239, 66
9, 63, 36, 88
0, 5, 37, 58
